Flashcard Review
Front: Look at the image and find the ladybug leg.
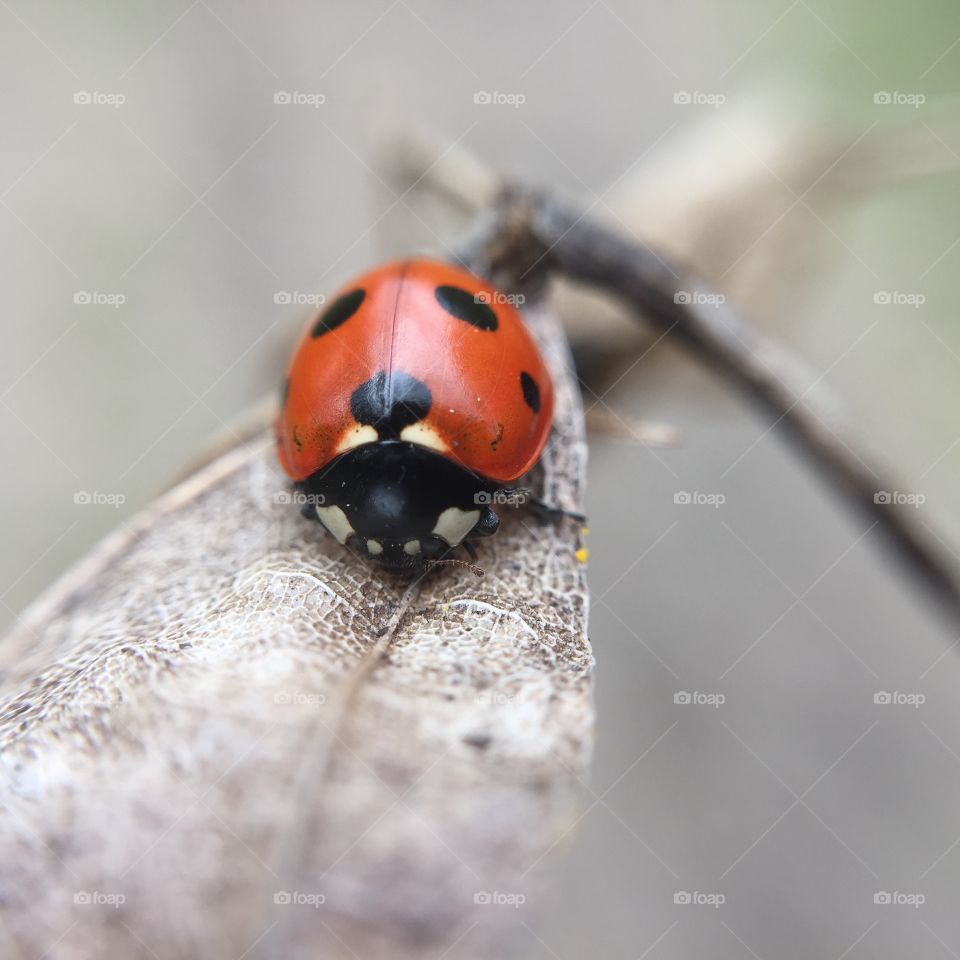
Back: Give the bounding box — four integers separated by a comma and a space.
502, 485, 532, 505
462, 540, 478, 561
526, 496, 587, 525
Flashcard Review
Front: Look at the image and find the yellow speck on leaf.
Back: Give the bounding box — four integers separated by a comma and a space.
575, 547, 589, 564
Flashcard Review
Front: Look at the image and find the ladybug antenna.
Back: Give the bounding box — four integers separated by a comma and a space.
425, 558, 485, 578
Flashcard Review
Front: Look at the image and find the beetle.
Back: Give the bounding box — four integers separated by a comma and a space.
275, 258, 554, 572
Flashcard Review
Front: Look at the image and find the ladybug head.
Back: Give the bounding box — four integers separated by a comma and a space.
298, 441, 499, 572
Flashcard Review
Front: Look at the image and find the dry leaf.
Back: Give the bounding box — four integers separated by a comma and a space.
0, 298, 592, 960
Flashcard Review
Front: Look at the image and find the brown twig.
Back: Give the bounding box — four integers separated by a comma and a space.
383, 129, 960, 632
481, 185, 960, 629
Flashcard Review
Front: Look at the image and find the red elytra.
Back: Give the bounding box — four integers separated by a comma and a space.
276, 258, 554, 486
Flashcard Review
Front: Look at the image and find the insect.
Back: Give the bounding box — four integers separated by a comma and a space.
275, 258, 555, 572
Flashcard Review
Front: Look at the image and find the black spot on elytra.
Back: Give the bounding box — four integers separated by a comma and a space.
520, 371, 541, 413
311, 288, 365, 337
434, 285, 498, 331
351, 370, 432, 438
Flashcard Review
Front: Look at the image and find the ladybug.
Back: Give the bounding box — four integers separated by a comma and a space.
275, 258, 554, 571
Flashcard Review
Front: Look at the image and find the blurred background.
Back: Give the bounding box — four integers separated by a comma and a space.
2, 1, 960, 956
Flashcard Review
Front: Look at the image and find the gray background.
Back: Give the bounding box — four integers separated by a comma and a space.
2, 1, 960, 957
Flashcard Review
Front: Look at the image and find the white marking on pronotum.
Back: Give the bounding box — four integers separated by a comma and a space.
404, 539, 421, 556
432, 507, 480, 547
366, 539, 383, 556
336, 424, 378, 454
400, 422, 448, 453
316, 505, 354, 544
